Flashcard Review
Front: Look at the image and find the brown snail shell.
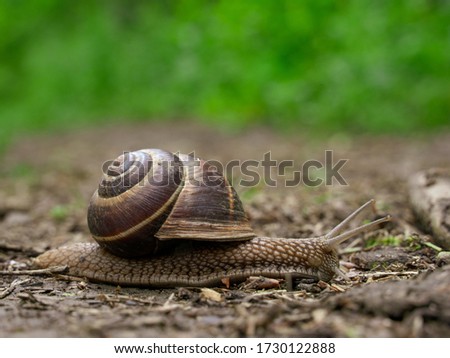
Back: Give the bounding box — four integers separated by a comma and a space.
87, 149, 255, 258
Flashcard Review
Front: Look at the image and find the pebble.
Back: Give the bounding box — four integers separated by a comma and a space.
3, 211, 31, 226
436, 251, 450, 266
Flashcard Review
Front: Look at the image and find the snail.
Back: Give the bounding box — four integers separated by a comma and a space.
35, 148, 391, 288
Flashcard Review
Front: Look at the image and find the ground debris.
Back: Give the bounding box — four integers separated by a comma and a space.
240, 276, 281, 290
1, 124, 450, 337
326, 266, 450, 336
0, 265, 68, 276
96, 293, 156, 306
199, 288, 223, 302
0, 278, 32, 299
436, 251, 450, 266
361, 270, 420, 281
409, 168, 450, 250
0, 243, 43, 256
350, 246, 412, 270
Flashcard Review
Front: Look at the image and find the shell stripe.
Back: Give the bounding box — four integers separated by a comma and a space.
225, 178, 235, 220
93, 169, 185, 242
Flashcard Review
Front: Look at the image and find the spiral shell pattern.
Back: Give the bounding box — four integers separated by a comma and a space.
87, 149, 254, 258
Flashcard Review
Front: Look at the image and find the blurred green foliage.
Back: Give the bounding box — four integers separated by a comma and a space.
0, 0, 449, 150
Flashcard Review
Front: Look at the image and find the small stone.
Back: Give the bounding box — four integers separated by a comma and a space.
200, 288, 223, 302
312, 309, 328, 323
436, 251, 450, 266
3, 211, 31, 226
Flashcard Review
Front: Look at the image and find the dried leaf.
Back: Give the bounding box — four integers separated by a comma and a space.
221, 277, 231, 288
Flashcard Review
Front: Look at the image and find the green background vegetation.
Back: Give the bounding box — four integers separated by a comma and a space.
0, 0, 449, 151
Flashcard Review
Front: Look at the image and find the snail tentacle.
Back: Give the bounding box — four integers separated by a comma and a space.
325, 215, 391, 249
324, 199, 376, 240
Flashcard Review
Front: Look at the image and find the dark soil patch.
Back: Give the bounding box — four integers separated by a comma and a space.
1, 122, 449, 337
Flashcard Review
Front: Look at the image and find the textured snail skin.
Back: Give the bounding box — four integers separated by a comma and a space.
34, 237, 338, 287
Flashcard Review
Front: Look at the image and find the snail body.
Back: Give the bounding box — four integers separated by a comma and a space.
35, 149, 390, 287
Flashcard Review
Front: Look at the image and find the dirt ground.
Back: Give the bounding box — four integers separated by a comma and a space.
1, 121, 449, 337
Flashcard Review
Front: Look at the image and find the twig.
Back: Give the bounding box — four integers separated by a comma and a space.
51, 273, 86, 282
0, 243, 42, 255
423, 241, 443, 252
97, 293, 155, 305
340, 246, 363, 254
0, 278, 32, 299
163, 292, 175, 307
16, 292, 53, 306
363, 271, 419, 279
0, 265, 68, 276
242, 290, 287, 303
